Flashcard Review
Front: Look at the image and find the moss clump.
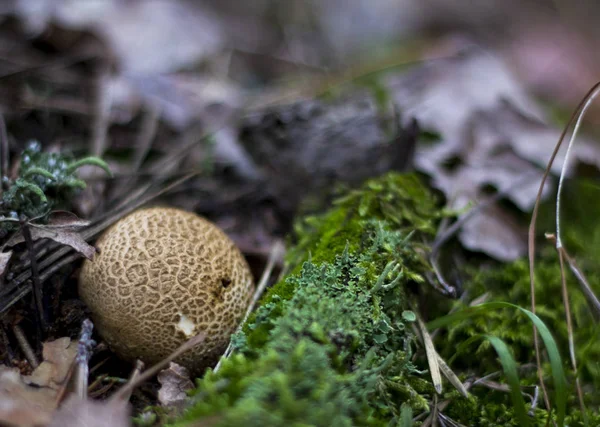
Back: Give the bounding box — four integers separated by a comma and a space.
173, 173, 441, 426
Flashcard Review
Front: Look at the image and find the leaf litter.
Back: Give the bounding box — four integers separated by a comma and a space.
388, 46, 600, 260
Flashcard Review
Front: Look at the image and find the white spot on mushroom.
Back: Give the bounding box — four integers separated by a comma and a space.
176, 313, 196, 337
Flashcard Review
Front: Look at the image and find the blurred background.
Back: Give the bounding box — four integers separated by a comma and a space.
0, 0, 598, 261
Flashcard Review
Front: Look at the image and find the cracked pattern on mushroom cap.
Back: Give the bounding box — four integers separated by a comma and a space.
78, 207, 254, 374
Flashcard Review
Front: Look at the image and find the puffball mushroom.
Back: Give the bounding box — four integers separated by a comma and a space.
78, 207, 254, 374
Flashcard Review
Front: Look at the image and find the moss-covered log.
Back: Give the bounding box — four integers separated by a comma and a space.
170, 173, 599, 427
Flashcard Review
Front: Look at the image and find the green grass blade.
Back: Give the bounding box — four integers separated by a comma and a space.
427, 301, 567, 427
399, 403, 413, 427
485, 335, 529, 426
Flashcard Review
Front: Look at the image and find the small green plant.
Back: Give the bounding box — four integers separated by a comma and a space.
0, 141, 111, 233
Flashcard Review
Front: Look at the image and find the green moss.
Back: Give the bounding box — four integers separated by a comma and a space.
173, 173, 441, 426
245, 172, 439, 338
434, 179, 600, 424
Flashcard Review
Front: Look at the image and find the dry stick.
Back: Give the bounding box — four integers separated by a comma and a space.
74, 319, 95, 399
117, 360, 145, 402
91, 64, 112, 157
12, 323, 38, 368
552, 77, 600, 315
556, 248, 586, 419
109, 104, 160, 204
0, 113, 8, 191
555, 245, 600, 317
528, 80, 600, 423
214, 240, 286, 373
109, 332, 206, 402
55, 319, 96, 405
21, 222, 47, 332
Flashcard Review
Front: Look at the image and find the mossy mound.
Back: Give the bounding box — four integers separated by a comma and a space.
173, 173, 441, 426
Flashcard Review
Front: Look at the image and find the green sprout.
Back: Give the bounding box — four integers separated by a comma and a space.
0, 141, 112, 233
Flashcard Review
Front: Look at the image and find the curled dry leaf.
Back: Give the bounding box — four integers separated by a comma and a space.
157, 362, 194, 411
45, 211, 91, 230
0, 338, 77, 427
0, 366, 55, 427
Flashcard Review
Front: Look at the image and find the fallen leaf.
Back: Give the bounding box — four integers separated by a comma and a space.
45, 211, 91, 230
0, 366, 55, 427
25, 337, 77, 389
157, 362, 194, 411
11, 0, 223, 74
459, 204, 527, 262
49, 396, 130, 427
7, 225, 96, 260
0, 338, 77, 427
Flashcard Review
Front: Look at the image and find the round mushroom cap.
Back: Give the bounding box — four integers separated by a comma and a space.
78, 207, 254, 374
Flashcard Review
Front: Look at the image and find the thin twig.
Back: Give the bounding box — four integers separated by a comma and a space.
12, 323, 38, 368
110, 332, 206, 402
548, 237, 587, 421
116, 360, 145, 402
74, 319, 96, 399
214, 240, 285, 373
0, 113, 8, 192
21, 222, 46, 332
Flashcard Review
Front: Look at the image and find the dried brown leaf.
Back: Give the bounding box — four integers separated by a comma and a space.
157, 362, 194, 410
0, 366, 55, 427
7, 225, 96, 260
0, 338, 77, 427
459, 204, 527, 262
49, 396, 130, 427
387, 46, 600, 260
45, 211, 91, 230
25, 337, 77, 389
